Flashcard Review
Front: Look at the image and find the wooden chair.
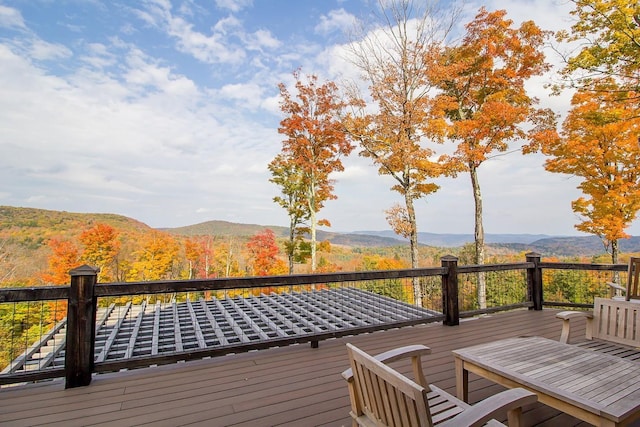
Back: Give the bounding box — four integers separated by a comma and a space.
557, 297, 640, 349
341, 343, 537, 427
607, 257, 640, 301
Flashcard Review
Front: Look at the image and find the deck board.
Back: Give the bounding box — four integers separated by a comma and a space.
0, 308, 596, 426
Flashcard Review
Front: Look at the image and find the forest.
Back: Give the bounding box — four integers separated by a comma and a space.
0, 206, 636, 372
2, 205, 636, 370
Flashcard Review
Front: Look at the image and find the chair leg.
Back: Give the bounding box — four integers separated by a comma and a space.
507, 407, 524, 427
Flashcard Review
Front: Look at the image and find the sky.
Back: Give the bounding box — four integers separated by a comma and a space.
0, 0, 638, 237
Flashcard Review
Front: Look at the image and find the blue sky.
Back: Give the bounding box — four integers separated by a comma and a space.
0, 0, 637, 237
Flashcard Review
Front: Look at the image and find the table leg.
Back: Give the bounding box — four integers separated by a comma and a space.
455, 356, 468, 402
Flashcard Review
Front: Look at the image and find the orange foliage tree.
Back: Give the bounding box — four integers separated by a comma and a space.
183, 236, 217, 299
276, 70, 354, 272
41, 239, 81, 285
531, 79, 640, 264
184, 238, 199, 279
428, 7, 551, 309
79, 223, 120, 282
41, 238, 81, 322
246, 229, 287, 276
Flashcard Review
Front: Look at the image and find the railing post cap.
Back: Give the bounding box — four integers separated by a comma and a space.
441, 255, 458, 262
525, 252, 541, 258
70, 265, 100, 276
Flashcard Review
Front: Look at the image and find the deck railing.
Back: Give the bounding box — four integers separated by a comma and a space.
0, 252, 629, 387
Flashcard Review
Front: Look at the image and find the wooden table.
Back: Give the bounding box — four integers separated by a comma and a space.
453, 336, 640, 427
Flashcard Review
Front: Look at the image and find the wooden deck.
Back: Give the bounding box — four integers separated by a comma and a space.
0, 308, 596, 426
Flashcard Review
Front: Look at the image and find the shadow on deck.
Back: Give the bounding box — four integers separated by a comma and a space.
0, 308, 593, 427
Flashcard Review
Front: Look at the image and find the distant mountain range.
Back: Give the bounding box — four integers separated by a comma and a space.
353, 230, 553, 247
351, 230, 640, 256
166, 220, 640, 256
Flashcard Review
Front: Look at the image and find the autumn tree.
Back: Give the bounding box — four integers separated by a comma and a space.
246, 229, 287, 276
539, 0, 640, 267
127, 231, 179, 281
276, 70, 354, 272
556, 0, 640, 94
184, 238, 201, 279
210, 238, 242, 278
79, 223, 120, 282
532, 79, 640, 264
428, 8, 551, 309
41, 238, 81, 322
41, 238, 81, 285
268, 153, 310, 273
344, 0, 456, 307
183, 236, 217, 279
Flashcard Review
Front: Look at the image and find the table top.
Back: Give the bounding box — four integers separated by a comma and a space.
452, 336, 640, 422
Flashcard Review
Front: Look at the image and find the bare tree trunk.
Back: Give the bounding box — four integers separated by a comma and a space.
310, 206, 317, 273
406, 195, 423, 307
288, 219, 295, 274
470, 165, 486, 309
225, 237, 233, 278
611, 239, 618, 265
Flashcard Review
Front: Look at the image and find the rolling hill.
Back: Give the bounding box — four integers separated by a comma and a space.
163, 220, 409, 247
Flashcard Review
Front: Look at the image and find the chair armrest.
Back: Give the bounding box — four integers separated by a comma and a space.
556, 310, 593, 343
607, 282, 626, 298
341, 344, 431, 387
607, 282, 626, 292
439, 388, 537, 427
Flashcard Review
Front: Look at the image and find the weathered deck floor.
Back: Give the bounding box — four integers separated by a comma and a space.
0, 308, 595, 426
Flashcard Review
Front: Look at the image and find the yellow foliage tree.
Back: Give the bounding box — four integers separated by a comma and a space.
127, 230, 180, 281
556, 0, 640, 93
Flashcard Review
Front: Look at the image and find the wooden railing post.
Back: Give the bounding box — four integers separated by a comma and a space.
526, 252, 543, 311
65, 265, 99, 388
441, 255, 459, 326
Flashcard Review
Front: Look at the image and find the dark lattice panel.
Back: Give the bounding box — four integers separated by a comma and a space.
5, 288, 438, 373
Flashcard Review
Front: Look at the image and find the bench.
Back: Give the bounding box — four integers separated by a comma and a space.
341, 343, 536, 426
557, 297, 640, 361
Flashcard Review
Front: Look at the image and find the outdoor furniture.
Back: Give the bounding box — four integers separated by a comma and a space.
341, 343, 536, 427
556, 297, 640, 352
607, 257, 640, 301
453, 336, 640, 427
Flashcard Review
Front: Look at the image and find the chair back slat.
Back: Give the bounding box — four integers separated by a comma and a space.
628, 257, 640, 300
347, 343, 433, 426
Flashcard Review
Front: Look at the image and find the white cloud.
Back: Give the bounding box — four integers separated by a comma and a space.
0, 5, 26, 30
169, 15, 246, 65
246, 29, 281, 50
219, 82, 265, 108
315, 8, 357, 35
213, 15, 242, 34
215, 0, 253, 13
27, 39, 73, 61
